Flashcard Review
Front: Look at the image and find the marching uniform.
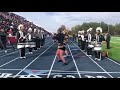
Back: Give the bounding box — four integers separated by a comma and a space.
33, 28, 38, 51
86, 28, 93, 56
26, 28, 35, 54
81, 30, 86, 50
40, 31, 45, 47
16, 24, 26, 59
78, 31, 82, 48
94, 27, 105, 61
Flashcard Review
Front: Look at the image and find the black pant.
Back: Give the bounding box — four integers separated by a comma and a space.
106, 41, 110, 49
87, 48, 92, 55
85, 42, 88, 52
41, 39, 44, 46
94, 51, 101, 59
81, 41, 85, 50
78, 40, 81, 47
33, 38, 37, 50
20, 48, 25, 57
29, 48, 32, 52
36, 38, 40, 48
0, 40, 6, 49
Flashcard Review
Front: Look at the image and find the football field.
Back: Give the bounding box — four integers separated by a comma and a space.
102, 36, 120, 62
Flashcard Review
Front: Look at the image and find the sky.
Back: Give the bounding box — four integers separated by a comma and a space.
13, 12, 120, 33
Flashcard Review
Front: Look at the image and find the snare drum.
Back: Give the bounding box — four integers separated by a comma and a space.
17, 43, 25, 49
88, 44, 94, 48
94, 47, 102, 51
25, 42, 30, 48
94, 44, 102, 51
30, 42, 36, 48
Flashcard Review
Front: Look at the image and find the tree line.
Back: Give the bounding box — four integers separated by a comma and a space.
68, 22, 120, 36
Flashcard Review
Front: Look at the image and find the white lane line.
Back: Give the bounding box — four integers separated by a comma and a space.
106, 57, 120, 66
13, 43, 54, 78
0, 50, 18, 59
67, 44, 82, 78
0, 41, 52, 68
47, 55, 57, 78
71, 40, 114, 78
0, 69, 22, 70
50, 73, 78, 75
0, 49, 12, 53
0, 53, 28, 68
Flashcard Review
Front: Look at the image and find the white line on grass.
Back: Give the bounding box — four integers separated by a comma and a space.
70, 40, 114, 78
13, 43, 54, 78
67, 44, 82, 78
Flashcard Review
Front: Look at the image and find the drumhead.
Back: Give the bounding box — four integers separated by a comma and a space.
94, 47, 102, 51
88, 45, 94, 48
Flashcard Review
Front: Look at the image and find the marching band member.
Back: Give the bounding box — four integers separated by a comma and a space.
78, 31, 82, 48
36, 28, 41, 49
81, 30, 86, 51
94, 27, 105, 61
84, 30, 88, 53
40, 30, 45, 47
86, 28, 93, 56
16, 24, 26, 59
27, 27, 35, 54
38, 29, 41, 49
33, 28, 37, 51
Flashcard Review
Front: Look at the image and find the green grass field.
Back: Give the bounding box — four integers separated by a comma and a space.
102, 36, 120, 62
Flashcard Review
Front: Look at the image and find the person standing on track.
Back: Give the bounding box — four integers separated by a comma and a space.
106, 32, 111, 49
86, 28, 93, 56
0, 28, 7, 50
78, 31, 82, 48
81, 30, 86, 51
27, 27, 35, 54
40, 30, 45, 47
56, 26, 68, 65
94, 27, 105, 61
16, 24, 26, 59
33, 28, 38, 51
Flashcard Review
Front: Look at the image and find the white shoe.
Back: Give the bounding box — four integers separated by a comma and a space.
5, 50, 7, 53
31, 52, 33, 54
95, 58, 97, 60
20, 57, 23, 59
23, 57, 26, 59
29, 52, 31, 54
89, 55, 92, 57
86, 55, 89, 56
98, 59, 101, 61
